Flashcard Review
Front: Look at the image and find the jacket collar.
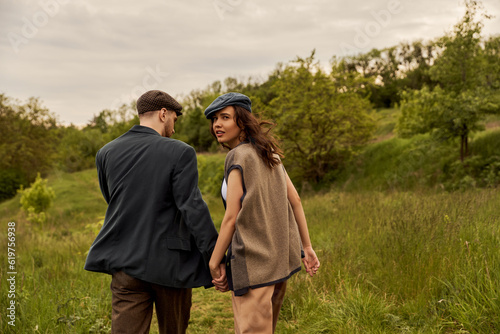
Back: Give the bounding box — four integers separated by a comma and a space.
129, 124, 162, 136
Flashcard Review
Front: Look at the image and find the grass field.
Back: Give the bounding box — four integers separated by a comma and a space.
1, 166, 499, 333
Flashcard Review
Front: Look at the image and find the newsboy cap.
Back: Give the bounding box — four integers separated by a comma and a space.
137, 90, 183, 116
204, 92, 252, 119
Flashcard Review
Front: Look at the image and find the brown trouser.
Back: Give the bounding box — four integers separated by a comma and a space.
231, 281, 287, 333
110, 271, 192, 334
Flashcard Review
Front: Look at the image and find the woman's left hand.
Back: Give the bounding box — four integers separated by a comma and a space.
302, 246, 320, 277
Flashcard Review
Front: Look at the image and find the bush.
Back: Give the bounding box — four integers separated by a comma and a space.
0, 169, 27, 201
18, 173, 55, 224
442, 155, 500, 191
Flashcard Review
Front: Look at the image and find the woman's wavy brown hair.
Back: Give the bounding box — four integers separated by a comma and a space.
210, 105, 284, 168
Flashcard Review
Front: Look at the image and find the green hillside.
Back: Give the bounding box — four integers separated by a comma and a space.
334, 109, 500, 192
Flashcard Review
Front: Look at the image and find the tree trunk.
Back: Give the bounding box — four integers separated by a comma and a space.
465, 133, 469, 158
460, 134, 465, 163
460, 133, 469, 163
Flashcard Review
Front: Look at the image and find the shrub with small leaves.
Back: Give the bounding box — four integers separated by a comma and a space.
18, 173, 55, 223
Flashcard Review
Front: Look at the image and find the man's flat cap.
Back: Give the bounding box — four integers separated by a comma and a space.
204, 92, 252, 119
137, 90, 183, 116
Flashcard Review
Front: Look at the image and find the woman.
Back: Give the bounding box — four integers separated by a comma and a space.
205, 92, 320, 333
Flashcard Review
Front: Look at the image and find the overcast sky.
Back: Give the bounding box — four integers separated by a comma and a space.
1, 0, 499, 126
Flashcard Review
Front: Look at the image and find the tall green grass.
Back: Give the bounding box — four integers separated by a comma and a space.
0, 170, 112, 333
470, 128, 500, 158
278, 190, 500, 333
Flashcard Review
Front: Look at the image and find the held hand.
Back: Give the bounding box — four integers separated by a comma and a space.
209, 260, 221, 280
213, 264, 229, 292
210, 262, 229, 292
302, 246, 320, 277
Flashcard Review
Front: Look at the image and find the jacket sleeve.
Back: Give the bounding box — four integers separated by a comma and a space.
172, 146, 219, 265
95, 150, 110, 204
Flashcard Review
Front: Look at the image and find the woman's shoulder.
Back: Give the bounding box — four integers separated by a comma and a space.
225, 143, 257, 168
228, 142, 256, 159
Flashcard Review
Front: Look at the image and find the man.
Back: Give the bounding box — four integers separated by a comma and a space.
84, 90, 221, 333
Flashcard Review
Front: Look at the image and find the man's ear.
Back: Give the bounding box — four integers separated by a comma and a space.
158, 108, 166, 122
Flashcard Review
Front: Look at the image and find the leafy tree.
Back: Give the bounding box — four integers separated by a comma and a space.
330, 57, 374, 96
398, 86, 485, 160
54, 126, 106, 172
428, 1, 489, 92
173, 82, 222, 152
482, 35, 500, 90
0, 169, 26, 201
342, 41, 439, 108
398, 0, 498, 161
0, 94, 58, 199
51, 103, 139, 173
266, 51, 375, 183
86, 102, 138, 141
397, 40, 438, 91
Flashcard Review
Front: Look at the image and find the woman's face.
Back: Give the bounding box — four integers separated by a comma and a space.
212, 106, 243, 149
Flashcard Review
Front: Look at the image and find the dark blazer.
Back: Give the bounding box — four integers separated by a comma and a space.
84, 125, 218, 288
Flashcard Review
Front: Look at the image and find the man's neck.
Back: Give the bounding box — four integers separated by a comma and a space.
139, 121, 165, 137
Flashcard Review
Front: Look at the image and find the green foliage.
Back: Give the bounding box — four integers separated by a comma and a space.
429, 0, 490, 93
398, 86, 485, 141
0, 97, 138, 201
483, 35, 500, 90
398, 1, 498, 162
173, 85, 222, 152
87, 103, 139, 139
342, 40, 438, 108
18, 173, 55, 224
54, 103, 138, 173
338, 127, 500, 192
267, 51, 375, 183
85, 217, 105, 237
197, 154, 225, 197
24, 206, 47, 225
372, 108, 399, 137
0, 94, 58, 196
55, 127, 106, 172
19, 173, 55, 213
442, 155, 500, 191
0, 169, 27, 201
